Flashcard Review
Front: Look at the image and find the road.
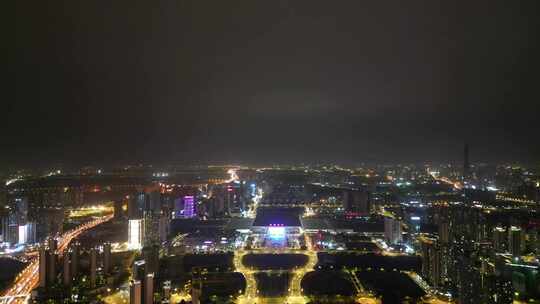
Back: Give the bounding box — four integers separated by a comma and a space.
288, 234, 317, 299
234, 249, 258, 303
234, 235, 318, 304
1, 214, 114, 304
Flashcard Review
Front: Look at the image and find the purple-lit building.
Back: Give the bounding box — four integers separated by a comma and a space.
251, 208, 302, 246
183, 196, 195, 218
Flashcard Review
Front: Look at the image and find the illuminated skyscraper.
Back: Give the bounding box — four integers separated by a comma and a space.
128, 219, 143, 249
183, 196, 195, 218
18, 224, 27, 244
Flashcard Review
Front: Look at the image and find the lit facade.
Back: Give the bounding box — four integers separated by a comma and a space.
183, 196, 195, 218
384, 217, 402, 245
128, 219, 143, 249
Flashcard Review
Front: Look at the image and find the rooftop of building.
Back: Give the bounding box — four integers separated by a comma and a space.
252, 207, 302, 227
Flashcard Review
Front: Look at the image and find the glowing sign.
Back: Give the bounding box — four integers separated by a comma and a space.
268, 227, 285, 239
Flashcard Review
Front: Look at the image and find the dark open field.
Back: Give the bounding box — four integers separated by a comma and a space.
254, 272, 291, 297
357, 270, 425, 303
243, 253, 308, 270
317, 252, 421, 272
301, 271, 355, 296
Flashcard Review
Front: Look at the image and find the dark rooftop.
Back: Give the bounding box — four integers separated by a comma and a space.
253, 208, 302, 227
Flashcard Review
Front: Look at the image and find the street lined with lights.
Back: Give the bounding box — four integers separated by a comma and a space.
1, 214, 113, 304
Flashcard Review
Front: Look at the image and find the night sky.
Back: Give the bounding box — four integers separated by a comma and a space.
10, 0, 540, 167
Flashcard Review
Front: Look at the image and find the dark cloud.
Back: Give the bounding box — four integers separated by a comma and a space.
8, 0, 540, 167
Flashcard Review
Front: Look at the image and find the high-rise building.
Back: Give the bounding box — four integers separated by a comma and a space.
431, 247, 441, 287
130, 280, 142, 304
63, 253, 71, 286
173, 197, 183, 219
142, 246, 160, 276
144, 273, 154, 304
162, 280, 171, 304
39, 247, 48, 288
14, 197, 29, 224
90, 247, 97, 288
532, 228, 540, 255
70, 242, 80, 279
47, 249, 57, 286
17, 222, 36, 245
129, 192, 146, 219
384, 217, 402, 245
18, 224, 28, 244
183, 196, 195, 218
2, 212, 18, 245
421, 240, 431, 279
158, 213, 170, 243
143, 213, 159, 246
128, 219, 143, 249
103, 242, 112, 275
0, 214, 8, 243
438, 220, 450, 244
492, 227, 506, 252
508, 226, 524, 256
12, 197, 33, 245
132, 259, 155, 304
132, 260, 147, 281
147, 191, 161, 215
114, 199, 125, 220
421, 240, 442, 288
48, 238, 58, 252
342, 189, 370, 214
